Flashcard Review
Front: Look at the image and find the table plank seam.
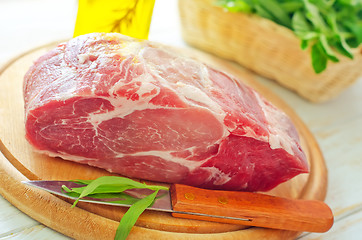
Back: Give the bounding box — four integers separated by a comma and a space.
0, 222, 40, 238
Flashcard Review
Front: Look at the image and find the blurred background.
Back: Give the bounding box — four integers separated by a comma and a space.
0, 0, 184, 66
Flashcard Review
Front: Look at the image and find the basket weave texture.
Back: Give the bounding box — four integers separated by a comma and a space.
178, 0, 362, 102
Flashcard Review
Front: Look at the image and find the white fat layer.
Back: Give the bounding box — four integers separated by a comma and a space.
34, 149, 97, 162
36, 148, 209, 172
78, 54, 89, 64
254, 92, 294, 155
175, 81, 224, 114
116, 150, 206, 170
190, 166, 243, 187
117, 41, 142, 56
241, 126, 268, 142
201, 166, 232, 185
87, 98, 149, 129
38, 147, 234, 186
30, 41, 229, 138
36, 147, 237, 187
89, 75, 229, 138
29, 36, 234, 173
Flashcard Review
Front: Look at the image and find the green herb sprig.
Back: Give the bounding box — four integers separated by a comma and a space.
217, 0, 362, 73
62, 176, 168, 240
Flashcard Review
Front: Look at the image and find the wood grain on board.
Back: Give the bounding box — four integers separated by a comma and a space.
0, 43, 328, 239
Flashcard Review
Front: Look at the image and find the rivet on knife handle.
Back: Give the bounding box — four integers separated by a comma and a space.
170, 184, 333, 233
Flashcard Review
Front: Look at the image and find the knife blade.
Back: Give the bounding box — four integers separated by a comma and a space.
22, 180, 333, 233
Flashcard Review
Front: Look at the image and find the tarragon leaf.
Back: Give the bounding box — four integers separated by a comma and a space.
334, 36, 354, 59
302, 0, 329, 32
311, 41, 328, 73
62, 176, 169, 240
216, 0, 252, 13
255, 5, 275, 21
301, 39, 310, 49
326, 13, 355, 59
292, 11, 312, 34
344, 21, 362, 47
115, 190, 159, 240
67, 176, 167, 206
280, 1, 304, 13
217, 0, 361, 73
258, 0, 292, 28
319, 34, 340, 62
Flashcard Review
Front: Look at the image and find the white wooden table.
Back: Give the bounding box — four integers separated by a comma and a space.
1, 0, 361, 239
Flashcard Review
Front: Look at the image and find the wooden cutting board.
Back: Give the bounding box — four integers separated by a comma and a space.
0, 42, 328, 240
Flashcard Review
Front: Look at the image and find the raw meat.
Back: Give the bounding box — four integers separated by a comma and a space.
24, 33, 308, 192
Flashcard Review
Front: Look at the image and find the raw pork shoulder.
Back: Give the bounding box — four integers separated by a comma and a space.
24, 33, 308, 192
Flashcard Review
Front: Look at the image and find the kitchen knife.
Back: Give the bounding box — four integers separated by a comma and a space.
22, 180, 333, 233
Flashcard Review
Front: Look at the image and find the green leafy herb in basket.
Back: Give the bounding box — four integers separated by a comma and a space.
217, 0, 362, 73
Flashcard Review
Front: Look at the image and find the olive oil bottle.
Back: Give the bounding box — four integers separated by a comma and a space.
74, 0, 156, 39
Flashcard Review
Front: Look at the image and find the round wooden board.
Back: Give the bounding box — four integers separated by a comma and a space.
0, 43, 328, 240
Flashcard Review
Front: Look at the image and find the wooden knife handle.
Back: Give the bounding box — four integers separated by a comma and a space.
170, 184, 333, 233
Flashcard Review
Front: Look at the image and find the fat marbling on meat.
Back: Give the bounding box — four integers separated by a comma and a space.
23, 33, 308, 192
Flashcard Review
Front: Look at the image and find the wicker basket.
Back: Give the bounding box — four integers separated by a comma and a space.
178, 0, 362, 102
